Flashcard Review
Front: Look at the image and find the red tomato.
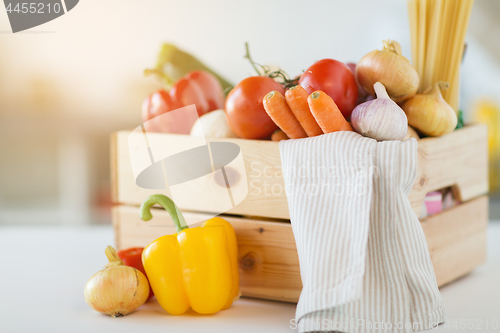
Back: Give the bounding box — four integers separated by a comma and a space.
142, 70, 224, 134
117, 247, 154, 300
225, 76, 284, 139
299, 59, 358, 119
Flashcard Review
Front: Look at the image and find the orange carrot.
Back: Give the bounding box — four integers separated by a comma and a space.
341, 122, 354, 131
263, 91, 307, 139
285, 86, 323, 137
271, 129, 289, 141
307, 91, 351, 133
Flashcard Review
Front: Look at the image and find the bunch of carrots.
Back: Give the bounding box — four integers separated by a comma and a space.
263, 86, 352, 141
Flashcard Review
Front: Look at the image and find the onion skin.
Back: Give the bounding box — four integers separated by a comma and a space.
346, 62, 369, 105
401, 83, 457, 137
404, 126, 420, 141
84, 247, 150, 318
355, 40, 419, 103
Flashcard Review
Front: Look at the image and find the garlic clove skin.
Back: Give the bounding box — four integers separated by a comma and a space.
402, 82, 457, 137
355, 40, 419, 103
84, 246, 150, 318
190, 109, 238, 138
351, 82, 408, 141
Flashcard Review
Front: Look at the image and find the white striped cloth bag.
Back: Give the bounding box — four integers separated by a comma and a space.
280, 131, 446, 333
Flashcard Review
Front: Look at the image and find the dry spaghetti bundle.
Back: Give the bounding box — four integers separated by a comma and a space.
408, 0, 474, 111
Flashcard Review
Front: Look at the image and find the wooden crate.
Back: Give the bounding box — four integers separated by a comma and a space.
112, 124, 488, 219
111, 124, 489, 303
113, 196, 488, 303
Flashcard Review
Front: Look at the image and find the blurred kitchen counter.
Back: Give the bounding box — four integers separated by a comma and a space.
1, 223, 499, 333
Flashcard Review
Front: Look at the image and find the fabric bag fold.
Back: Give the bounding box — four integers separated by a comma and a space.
280, 132, 446, 333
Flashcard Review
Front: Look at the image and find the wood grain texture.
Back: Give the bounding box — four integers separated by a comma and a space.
113, 196, 488, 303
113, 206, 301, 302
111, 124, 488, 219
420, 195, 488, 286
110, 133, 119, 209
409, 124, 489, 215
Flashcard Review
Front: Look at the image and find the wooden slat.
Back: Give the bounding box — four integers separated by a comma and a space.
420, 195, 488, 286
409, 124, 489, 213
113, 206, 300, 302
110, 133, 119, 210
111, 124, 488, 219
113, 196, 488, 303
112, 131, 289, 219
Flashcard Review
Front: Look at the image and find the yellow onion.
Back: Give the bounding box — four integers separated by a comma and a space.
355, 40, 419, 103
402, 82, 457, 137
84, 246, 149, 318
403, 126, 420, 141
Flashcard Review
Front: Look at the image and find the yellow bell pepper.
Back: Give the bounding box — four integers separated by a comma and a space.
139, 194, 239, 315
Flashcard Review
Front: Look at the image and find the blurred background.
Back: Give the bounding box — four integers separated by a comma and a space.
0, 0, 499, 225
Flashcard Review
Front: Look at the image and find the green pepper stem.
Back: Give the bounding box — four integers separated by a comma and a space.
139, 194, 189, 233
144, 43, 234, 93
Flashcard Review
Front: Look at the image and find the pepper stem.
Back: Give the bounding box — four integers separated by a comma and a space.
144, 43, 234, 93
140, 194, 188, 233
373, 82, 390, 99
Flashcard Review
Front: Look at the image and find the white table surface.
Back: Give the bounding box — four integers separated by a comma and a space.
1, 223, 499, 333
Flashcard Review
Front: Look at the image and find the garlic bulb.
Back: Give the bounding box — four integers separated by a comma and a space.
351, 82, 408, 141
190, 109, 238, 138
355, 40, 419, 103
84, 246, 149, 318
402, 82, 457, 137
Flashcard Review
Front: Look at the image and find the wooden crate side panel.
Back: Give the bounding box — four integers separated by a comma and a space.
431, 232, 487, 286
113, 196, 487, 303
230, 220, 302, 302
112, 125, 488, 219
114, 131, 289, 219
112, 206, 301, 303
420, 195, 488, 286
408, 124, 489, 215
110, 133, 119, 204
113, 205, 207, 249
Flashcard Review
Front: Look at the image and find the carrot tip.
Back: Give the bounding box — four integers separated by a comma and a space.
289, 85, 299, 90
310, 91, 320, 99
266, 91, 276, 99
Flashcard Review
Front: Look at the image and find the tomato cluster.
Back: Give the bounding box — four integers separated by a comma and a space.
142, 57, 360, 140
225, 59, 359, 139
